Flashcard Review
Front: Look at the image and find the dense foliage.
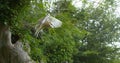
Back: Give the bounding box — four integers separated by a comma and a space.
1, 0, 120, 63
0, 0, 30, 25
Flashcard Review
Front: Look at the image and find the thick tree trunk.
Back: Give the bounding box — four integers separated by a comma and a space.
0, 24, 33, 63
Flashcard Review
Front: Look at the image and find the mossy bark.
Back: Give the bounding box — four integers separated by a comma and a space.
0, 24, 33, 63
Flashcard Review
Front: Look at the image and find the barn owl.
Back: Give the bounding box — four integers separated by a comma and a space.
35, 14, 62, 36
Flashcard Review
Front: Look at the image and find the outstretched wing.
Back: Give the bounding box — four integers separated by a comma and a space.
48, 15, 62, 28
35, 14, 62, 36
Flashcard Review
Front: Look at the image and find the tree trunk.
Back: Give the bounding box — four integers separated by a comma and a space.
0, 24, 33, 63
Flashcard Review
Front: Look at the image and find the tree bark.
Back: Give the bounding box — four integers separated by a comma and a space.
0, 24, 33, 63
